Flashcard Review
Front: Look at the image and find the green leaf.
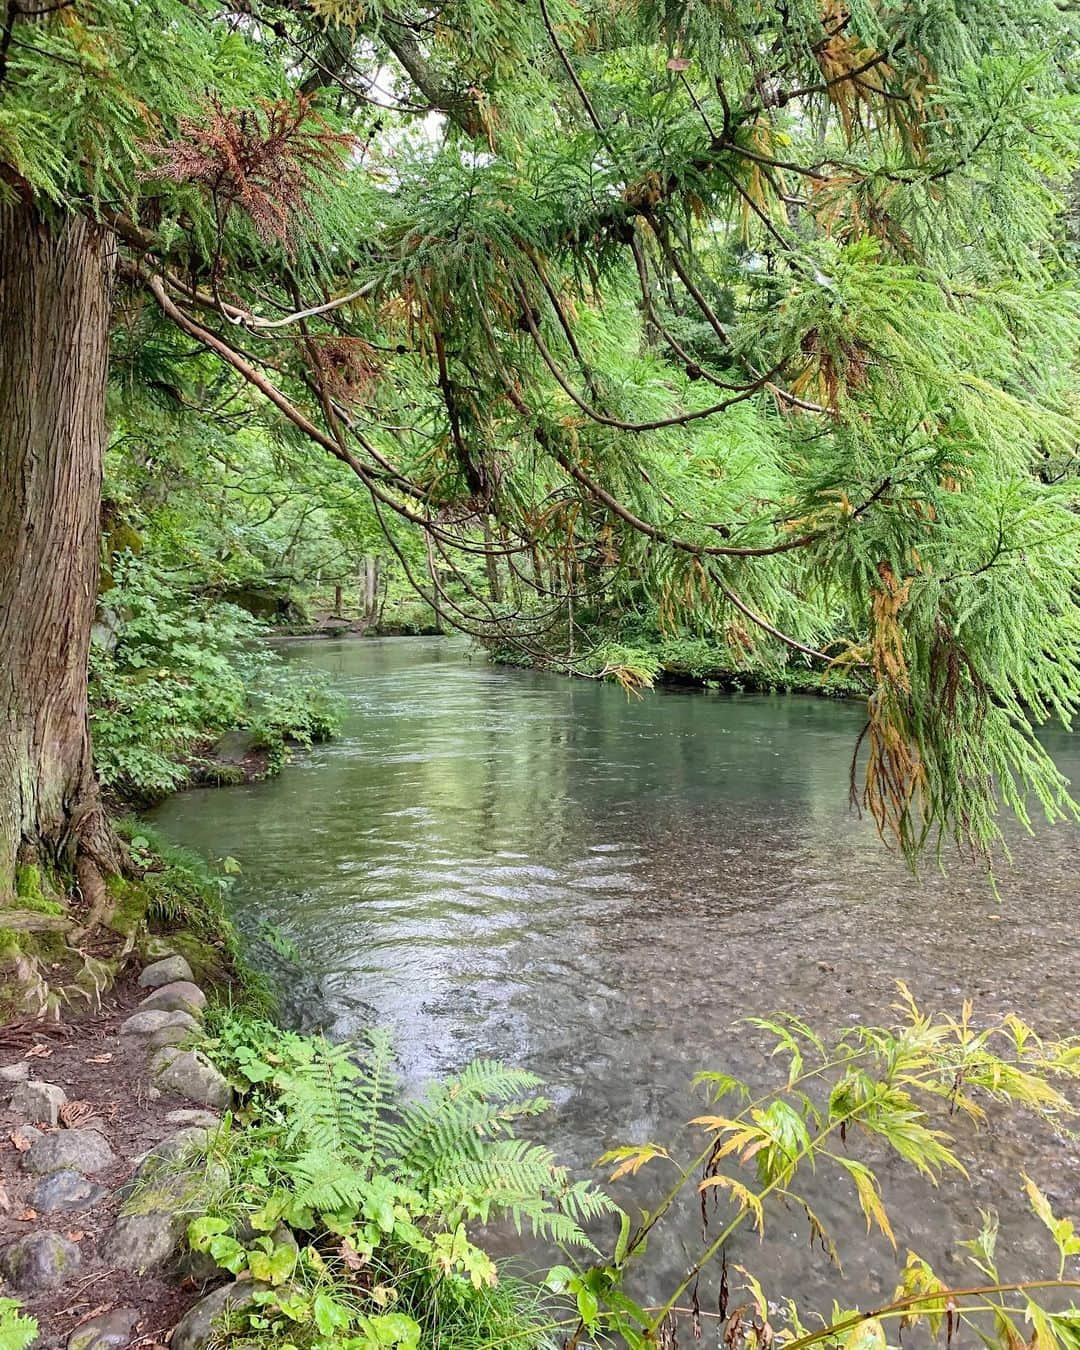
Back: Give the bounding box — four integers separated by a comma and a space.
842, 1318, 886, 1350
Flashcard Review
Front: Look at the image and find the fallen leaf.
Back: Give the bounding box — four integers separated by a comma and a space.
17, 1208, 38, 1221
86, 1053, 113, 1064
339, 1238, 367, 1271
65, 1230, 86, 1242
10, 1130, 33, 1152
25, 1044, 52, 1059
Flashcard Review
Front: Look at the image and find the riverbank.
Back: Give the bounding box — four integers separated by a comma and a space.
0, 956, 234, 1347
0, 835, 264, 1346
0, 825, 597, 1349
485, 642, 863, 698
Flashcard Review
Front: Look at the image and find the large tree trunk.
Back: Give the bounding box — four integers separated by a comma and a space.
0, 198, 119, 908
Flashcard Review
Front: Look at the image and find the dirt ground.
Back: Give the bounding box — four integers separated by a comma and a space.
0, 973, 222, 1347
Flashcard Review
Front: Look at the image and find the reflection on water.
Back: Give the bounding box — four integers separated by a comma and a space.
152, 637, 1079, 1311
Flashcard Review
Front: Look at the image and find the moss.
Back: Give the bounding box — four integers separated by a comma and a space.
105, 874, 151, 937
27, 927, 71, 964
0, 926, 21, 960
14, 864, 65, 915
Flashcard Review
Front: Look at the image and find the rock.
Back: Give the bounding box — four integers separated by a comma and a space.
151, 1047, 231, 1109
9, 1078, 67, 1125
169, 1282, 266, 1350
120, 1008, 200, 1040
0, 1061, 30, 1083
67, 1307, 139, 1350
120, 1008, 174, 1036
0, 1230, 82, 1290
24, 1128, 116, 1176
148, 1020, 200, 1050
138, 954, 193, 989
165, 1108, 221, 1129
11, 1124, 42, 1150
138, 980, 206, 1017
103, 1209, 187, 1272
134, 1126, 212, 1175
29, 1168, 108, 1213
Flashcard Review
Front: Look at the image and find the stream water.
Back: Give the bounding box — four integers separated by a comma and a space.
152, 636, 1079, 1320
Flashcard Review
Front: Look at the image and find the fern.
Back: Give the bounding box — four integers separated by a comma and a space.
200, 1010, 613, 1341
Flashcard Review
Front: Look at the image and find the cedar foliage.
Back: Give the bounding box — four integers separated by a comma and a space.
2, 0, 1078, 864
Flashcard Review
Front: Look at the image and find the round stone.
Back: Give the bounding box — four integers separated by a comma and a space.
138, 980, 207, 1017
67, 1306, 139, 1350
169, 1282, 266, 1350
9, 1078, 67, 1125
103, 1209, 187, 1273
0, 1230, 82, 1290
151, 1048, 231, 1109
29, 1168, 108, 1212
138, 954, 194, 989
165, 1108, 221, 1129
23, 1127, 117, 1176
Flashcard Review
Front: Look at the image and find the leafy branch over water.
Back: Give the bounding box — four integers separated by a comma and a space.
561, 985, 1080, 1350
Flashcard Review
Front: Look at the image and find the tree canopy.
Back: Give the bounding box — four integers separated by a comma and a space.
2, 0, 1078, 865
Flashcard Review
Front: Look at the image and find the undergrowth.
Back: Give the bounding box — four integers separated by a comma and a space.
484, 600, 862, 698
120, 988, 1080, 1349
91, 556, 340, 803
182, 1013, 612, 1347
115, 819, 274, 1014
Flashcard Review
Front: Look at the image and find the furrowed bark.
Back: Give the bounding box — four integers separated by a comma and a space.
0, 196, 121, 906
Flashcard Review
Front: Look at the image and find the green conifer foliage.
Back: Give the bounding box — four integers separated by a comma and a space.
3, 0, 1078, 862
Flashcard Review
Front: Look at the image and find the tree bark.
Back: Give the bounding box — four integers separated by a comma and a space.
0, 198, 119, 905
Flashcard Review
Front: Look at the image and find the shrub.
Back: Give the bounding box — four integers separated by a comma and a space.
90, 557, 339, 800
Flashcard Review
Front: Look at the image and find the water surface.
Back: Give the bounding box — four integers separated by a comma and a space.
153, 637, 1079, 1317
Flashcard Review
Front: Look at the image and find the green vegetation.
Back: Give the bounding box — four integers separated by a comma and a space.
2, 1, 1079, 1345
3, 0, 1079, 882
138, 990, 1080, 1349
0, 1300, 38, 1350
90, 558, 340, 802
169, 1014, 612, 1348
573, 989, 1080, 1349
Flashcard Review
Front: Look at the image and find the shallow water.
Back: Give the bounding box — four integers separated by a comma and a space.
152, 636, 1079, 1319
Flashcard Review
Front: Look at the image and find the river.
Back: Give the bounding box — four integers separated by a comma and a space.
152, 636, 1079, 1321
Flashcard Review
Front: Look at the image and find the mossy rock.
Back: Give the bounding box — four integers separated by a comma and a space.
161, 932, 230, 986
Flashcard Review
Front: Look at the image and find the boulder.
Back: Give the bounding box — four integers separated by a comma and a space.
120, 1008, 200, 1040
130, 1126, 212, 1181
146, 1020, 199, 1053
9, 1078, 67, 1125
67, 1307, 140, 1350
24, 1128, 116, 1176
138, 980, 206, 1018
0, 1060, 30, 1083
165, 1108, 221, 1130
138, 955, 193, 989
169, 1282, 266, 1350
151, 1048, 231, 1109
0, 1230, 81, 1290
103, 1209, 187, 1273
29, 1168, 108, 1213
